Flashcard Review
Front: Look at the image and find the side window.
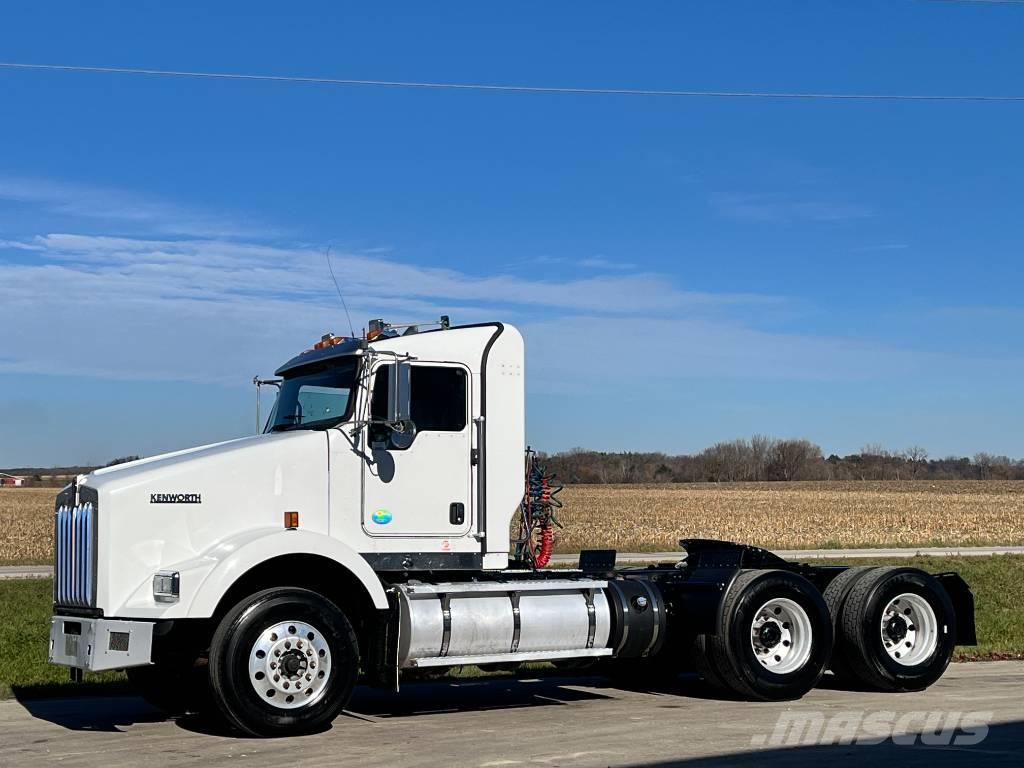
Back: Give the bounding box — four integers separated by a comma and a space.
371, 365, 468, 434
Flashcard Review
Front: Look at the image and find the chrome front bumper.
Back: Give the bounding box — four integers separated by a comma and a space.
48, 616, 153, 672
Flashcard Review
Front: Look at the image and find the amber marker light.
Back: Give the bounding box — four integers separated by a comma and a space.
284, 511, 300, 530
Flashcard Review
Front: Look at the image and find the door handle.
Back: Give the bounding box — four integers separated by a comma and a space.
449, 502, 465, 526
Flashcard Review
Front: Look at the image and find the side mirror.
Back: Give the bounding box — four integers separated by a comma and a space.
387, 361, 412, 425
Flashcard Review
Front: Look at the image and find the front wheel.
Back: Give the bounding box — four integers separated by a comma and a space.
208, 587, 359, 736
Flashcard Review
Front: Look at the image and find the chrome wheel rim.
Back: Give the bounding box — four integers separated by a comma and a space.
880, 592, 938, 666
248, 620, 331, 709
750, 597, 813, 674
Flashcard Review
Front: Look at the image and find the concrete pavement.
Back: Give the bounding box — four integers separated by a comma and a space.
0, 565, 54, 580
1, 661, 1021, 767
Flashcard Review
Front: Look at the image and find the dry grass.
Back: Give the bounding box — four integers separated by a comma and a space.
553, 481, 1024, 553
3, 482, 1023, 565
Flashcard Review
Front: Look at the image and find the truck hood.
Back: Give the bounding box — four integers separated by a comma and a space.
78, 430, 332, 616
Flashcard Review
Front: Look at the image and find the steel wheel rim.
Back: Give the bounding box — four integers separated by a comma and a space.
880, 592, 938, 666
248, 620, 331, 709
750, 597, 813, 675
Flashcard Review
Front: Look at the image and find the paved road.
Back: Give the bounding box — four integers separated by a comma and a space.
4, 546, 1023, 580
0, 565, 55, 580
1, 662, 1021, 767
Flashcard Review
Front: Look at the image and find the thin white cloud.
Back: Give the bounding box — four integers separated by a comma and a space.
576, 256, 636, 271
17, 233, 780, 313
2, 232, 1015, 394
715, 193, 871, 223
0, 178, 1010, 397
0, 232, 784, 384
852, 243, 910, 252
0, 176, 268, 238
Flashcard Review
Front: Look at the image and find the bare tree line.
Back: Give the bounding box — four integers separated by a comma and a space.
538, 438, 1024, 484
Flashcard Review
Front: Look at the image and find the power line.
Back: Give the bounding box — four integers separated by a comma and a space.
1, 61, 1023, 103
919, 1, 1024, 5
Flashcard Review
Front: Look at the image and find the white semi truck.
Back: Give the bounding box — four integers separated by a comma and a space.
49, 318, 976, 736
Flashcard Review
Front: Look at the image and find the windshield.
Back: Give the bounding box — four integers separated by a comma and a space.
266, 358, 359, 432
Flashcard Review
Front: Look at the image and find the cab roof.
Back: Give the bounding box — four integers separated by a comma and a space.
274, 337, 365, 376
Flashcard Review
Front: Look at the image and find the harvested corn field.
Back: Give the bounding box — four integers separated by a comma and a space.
552, 481, 1024, 553
3, 482, 1023, 565
0, 488, 56, 565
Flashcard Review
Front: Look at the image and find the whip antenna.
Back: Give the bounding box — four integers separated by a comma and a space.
325, 246, 355, 338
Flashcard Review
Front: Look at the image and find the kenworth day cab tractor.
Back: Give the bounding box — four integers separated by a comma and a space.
49, 318, 976, 737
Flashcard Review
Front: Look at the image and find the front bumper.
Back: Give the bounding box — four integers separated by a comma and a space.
48, 615, 153, 671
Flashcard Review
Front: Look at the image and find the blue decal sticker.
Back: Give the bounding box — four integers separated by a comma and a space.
372, 509, 392, 525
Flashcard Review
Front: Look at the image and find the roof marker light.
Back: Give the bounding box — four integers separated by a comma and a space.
313, 333, 346, 350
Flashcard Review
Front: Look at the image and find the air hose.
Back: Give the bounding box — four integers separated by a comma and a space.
513, 448, 563, 568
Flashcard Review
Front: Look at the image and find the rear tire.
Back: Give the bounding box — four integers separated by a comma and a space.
700, 569, 832, 701
821, 566, 877, 680
837, 567, 955, 692
208, 587, 359, 736
693, 634, 731, 694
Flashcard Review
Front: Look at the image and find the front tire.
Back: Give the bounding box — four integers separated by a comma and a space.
700, 569, 832, 701
208, 587, 359, 736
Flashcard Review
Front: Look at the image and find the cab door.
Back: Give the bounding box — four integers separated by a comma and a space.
362, 361, 473, 537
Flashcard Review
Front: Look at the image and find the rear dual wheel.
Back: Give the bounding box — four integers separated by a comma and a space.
697, 570, 832, 701
830, 567, 955, 692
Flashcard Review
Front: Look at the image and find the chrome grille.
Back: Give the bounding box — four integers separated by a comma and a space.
54, 499, 96, 607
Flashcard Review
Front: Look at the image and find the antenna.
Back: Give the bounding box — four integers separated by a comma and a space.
325, 246, 356, 338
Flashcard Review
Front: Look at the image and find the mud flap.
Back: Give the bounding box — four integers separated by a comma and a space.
934, 572, 977, 646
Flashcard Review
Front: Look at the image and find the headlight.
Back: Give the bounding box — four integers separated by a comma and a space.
152, 572, 180, 603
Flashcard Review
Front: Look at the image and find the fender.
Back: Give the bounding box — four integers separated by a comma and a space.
190, 527, 390, 615
116, 527, 389, 619
660, 539, 794, 636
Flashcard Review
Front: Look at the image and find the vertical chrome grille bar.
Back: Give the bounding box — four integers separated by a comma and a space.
76, 505, 85, 605
54, 506, 63, 604
83, 503, 93, 606
71, 505, 79, 604
60, 506, 70, 604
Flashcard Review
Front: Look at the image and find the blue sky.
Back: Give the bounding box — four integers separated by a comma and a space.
1, 1, 1022, 466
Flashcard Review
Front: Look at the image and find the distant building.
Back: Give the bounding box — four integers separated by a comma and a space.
0, 473, 25, 487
